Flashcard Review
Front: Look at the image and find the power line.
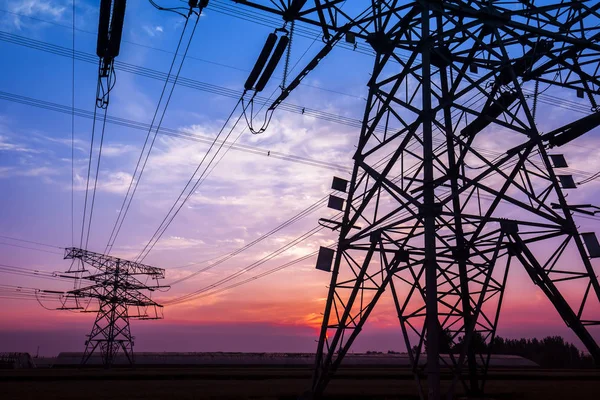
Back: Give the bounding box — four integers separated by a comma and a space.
135, 23, 329, 263
164, 248, 323, 306
106, 12, 202, 254
79, 75, 107, 249
0, 90, 351, 172
168, 194, 329, 284
135, 98, 246, 262
0, 90, 593, 279
164, 100, 581, 295
164, 151, 436, 304
0, 284, 70, 306
0, 27, 595, 123
577, 170, 600, 185
164, 158, 600, 306
0, 31, 375, 130
0, 262, 72, 283
0, 241, 64, 255
0, 284, 63, 298
156, 23, 346, 270
161, 28, 340, 277
3, 5, 583, 112
0, 7, 363, 101
170, 251, 236, 270
207, 0, 381, 59
136, 8, 596, 273
193, 160, 533, 311
2, 28, 594, 137
71, 0, 76, 248
84, 107, 109, 249
164, 224, 326, 305
163, 87, 600, 304
0, 235, 63, 249
2, 21, 596, 268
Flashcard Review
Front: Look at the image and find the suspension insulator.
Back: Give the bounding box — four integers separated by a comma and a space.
498, 40, 553, 85
107, 0, 127, 59
461, 90, 519, 137
244, 33, 277, 91
547, 112, 600, 148
96, 0, 112, 58
255, 35, 290, 92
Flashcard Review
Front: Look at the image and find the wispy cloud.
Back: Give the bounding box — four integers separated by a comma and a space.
142, 24, 164, 37
73, 170, 133, 195
151, 235, 206, 250
6, 0, 67, 30
101, 144, 137, 157
10, 0, 66, 18
0, 165, 59, 178
19, 166, 60, 177
35, 134, 87, 154
0, 135, 39, 153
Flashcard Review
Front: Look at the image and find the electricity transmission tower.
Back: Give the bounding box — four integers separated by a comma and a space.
60, 248, 167, 367
231, 1, 600, 399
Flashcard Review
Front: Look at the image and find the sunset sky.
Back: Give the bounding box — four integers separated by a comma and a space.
0, 0, 599, 357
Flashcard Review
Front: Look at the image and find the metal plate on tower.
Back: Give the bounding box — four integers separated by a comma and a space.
315, 247, 335, 272
582, 232, 600, 258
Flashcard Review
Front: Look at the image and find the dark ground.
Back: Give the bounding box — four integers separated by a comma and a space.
1, 367, 599, 399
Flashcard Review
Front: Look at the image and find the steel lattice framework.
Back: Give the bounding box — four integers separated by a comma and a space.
229, 1, 600, 399
60, 248, 167, 367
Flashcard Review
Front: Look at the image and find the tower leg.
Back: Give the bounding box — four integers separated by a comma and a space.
311, 241, 406, 398
81, 301, 133, 368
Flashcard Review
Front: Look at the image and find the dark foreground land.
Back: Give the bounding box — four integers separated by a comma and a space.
1, 367, 599, 399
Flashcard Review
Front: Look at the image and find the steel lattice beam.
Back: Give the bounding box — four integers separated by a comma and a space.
61, 248, 167, 367
227, 1, 600, 399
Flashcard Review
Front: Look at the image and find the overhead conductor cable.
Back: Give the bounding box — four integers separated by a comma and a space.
80, 0, 127, 253
105, 0, 206, 254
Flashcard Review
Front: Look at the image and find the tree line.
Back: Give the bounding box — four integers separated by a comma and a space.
377, 333, 597, 368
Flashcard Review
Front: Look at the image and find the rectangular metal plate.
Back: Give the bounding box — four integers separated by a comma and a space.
549, 154, 568, 168
558, 175, 577, 189
331, 176, 349, 193
328, 195, 345, 211
316, 247, 335, 272
582, 232, 600, 258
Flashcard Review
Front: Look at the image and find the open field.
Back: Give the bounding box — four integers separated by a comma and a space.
1, 367, 599, 399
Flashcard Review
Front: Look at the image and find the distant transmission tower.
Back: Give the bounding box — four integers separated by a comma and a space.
230, 1, 600, 399
60, 248, 167, 367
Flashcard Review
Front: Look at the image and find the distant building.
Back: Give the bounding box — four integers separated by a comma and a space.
0, 352, 35, 369
52, 352, 539, 368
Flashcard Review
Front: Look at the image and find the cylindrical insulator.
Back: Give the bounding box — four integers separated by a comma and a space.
96, 0, 112, 58
107, 0, 127, 59
255, 35, 289, 92
244, 33, 277, 91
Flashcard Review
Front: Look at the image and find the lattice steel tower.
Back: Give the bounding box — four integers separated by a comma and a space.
61, 248, 167, 367
230, 1, 600, 399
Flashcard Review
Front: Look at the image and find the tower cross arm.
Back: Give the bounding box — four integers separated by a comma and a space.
63, 247, 166, 278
